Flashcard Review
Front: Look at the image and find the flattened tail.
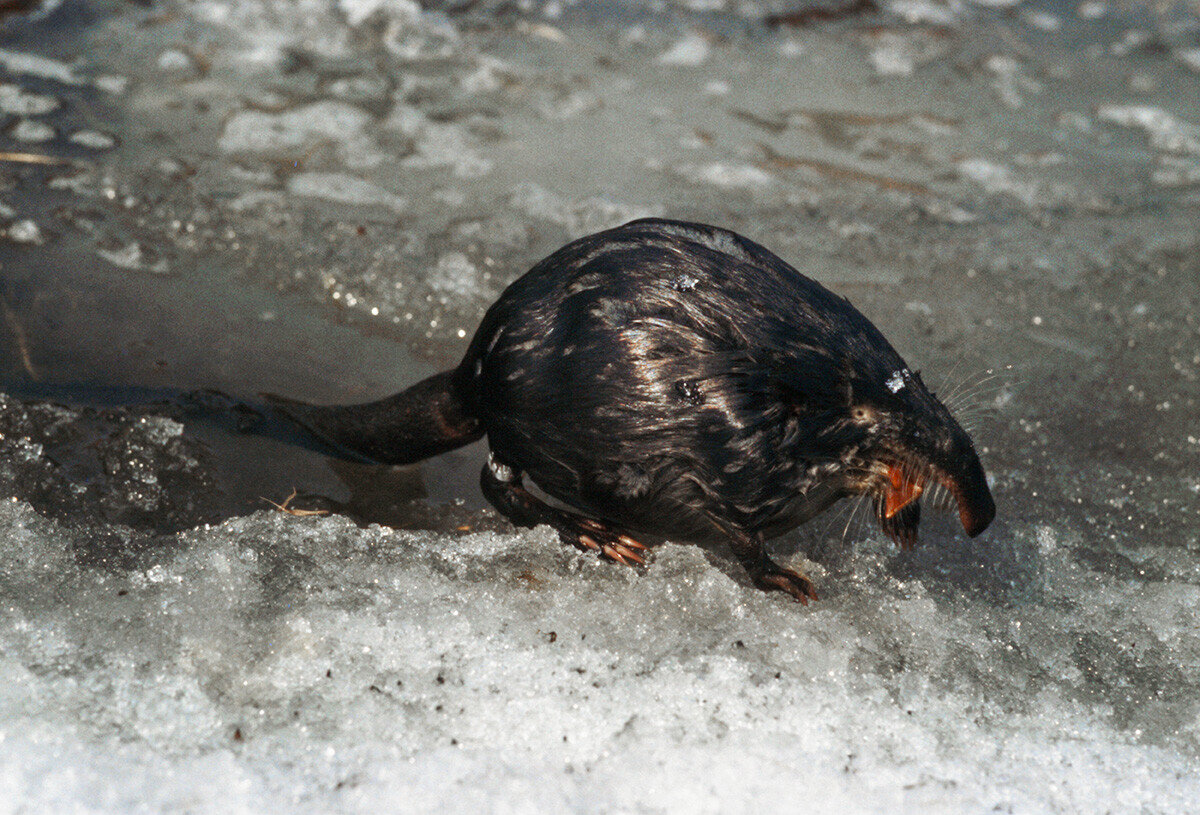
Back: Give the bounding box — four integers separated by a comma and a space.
263, 370, 482, 466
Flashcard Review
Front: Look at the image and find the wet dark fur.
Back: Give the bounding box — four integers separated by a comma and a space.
269, 218, 995, 600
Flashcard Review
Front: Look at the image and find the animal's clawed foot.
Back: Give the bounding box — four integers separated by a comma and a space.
567, 518, 649, 566
570, 518, 649, 566
478, 461, 650, 568
750, 561, 820, 604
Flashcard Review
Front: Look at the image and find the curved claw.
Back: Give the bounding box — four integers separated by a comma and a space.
752, 567, 819, 604
601, 543, 646, 566
571, 529, 648, 567
616, 534, 647, 552
602, 545, 631, 566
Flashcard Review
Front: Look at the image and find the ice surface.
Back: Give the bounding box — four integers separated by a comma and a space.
2, 0, 1200, 811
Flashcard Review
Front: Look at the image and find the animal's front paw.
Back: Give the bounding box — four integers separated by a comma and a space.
750, 562, 819, 604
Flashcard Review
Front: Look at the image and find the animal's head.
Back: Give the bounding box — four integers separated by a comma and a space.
782, 340, 996, 549
840, 362, 995, 547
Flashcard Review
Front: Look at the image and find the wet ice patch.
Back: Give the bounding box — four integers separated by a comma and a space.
1021, 9, 1062, 30
218, 101, 373, 155
509, 184, 662, 238
425, 252, 482, 295
385, 105, 492, 178
287, 172, 407, 211
674, 162, 774, 190
156, 49, 195, 72
0, 48, 85, 85
0, 83, 60, 116
886, 0, 961, 26
658, 32, 711, 66
340, 0, 421, 27
1152, 155, 1200, 188
984, 54, 1042, 109
69, 129, 117, 150
1096, 105, 1200, 156
957, 157, 1078, 208
10, 119, 54, 143
96, 241, 169, 274
5, 219, 45, 245
868, 32, 917, 76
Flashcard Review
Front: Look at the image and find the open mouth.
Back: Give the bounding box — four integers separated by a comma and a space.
877, 460, 994, 549
878, 462, 924, 550
884, 463, 923, 519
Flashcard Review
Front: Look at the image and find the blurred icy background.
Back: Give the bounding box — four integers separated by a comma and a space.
1, 0, 1199, 810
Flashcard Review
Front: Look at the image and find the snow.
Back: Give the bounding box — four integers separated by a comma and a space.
1, 0, 1200, 811
2, 486, 1200, 812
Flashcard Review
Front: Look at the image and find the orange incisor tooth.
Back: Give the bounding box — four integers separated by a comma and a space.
885, 465, 924, 519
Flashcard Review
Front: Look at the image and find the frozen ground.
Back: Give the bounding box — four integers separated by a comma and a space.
1, 0, 1199, 811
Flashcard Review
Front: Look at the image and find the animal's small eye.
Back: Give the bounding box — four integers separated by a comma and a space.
852, 406, 874, 422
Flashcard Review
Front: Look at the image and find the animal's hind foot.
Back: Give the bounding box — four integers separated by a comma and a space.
480, 457, 648, 567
